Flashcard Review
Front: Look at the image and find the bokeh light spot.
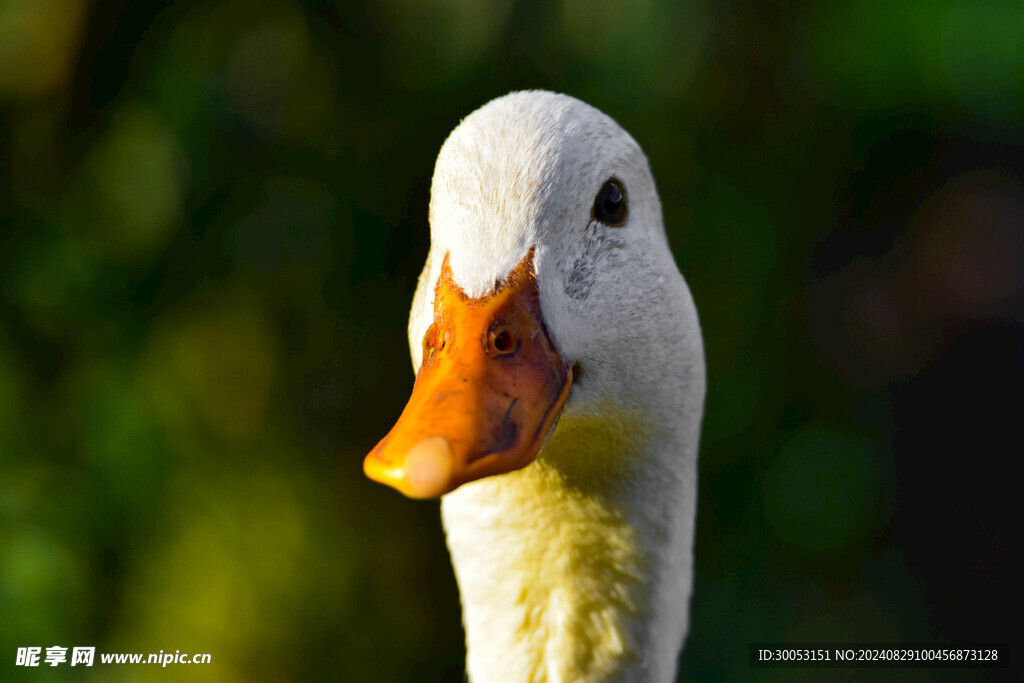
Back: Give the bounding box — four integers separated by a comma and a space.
0, 527, 85, 642
561, 0, 709, 103
0, 0, 87, 97
793, 1, 1024, 121
764, 423, 883, 556
140, 286, 277, 445
82, 104, 187, 261
376, 0, 515, 89
7, 230, 101, 337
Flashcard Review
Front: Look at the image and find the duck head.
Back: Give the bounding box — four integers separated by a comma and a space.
364, 90, 703, 500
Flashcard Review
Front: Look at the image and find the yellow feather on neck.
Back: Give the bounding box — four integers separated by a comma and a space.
447, 400, 651, 682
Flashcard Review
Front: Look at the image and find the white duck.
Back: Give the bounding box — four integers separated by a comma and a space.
365, 91, 705, 683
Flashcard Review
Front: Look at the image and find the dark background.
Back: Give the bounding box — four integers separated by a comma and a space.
1, 1, 1019, 681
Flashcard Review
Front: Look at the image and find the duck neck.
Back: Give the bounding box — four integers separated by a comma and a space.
440, 403, 695, 683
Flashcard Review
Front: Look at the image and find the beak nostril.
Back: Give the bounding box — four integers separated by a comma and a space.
423, 323, 439, 357
489, 329, 518, 355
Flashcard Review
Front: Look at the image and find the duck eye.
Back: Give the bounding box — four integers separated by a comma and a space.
592, 178, 627, 226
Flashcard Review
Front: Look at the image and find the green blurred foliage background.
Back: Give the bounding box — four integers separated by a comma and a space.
1, 1, 1020, 681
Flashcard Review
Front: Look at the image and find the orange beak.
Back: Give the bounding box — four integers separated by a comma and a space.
364, 247, 572, 498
